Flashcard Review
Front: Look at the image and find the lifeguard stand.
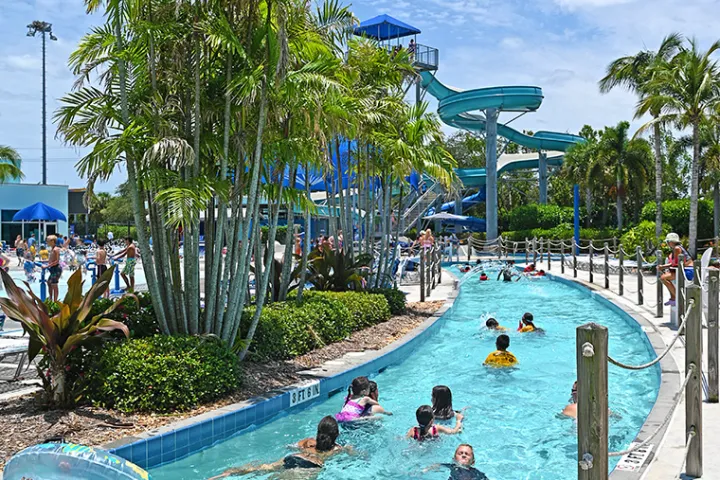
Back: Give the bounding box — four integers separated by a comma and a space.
353, 15, 438, 102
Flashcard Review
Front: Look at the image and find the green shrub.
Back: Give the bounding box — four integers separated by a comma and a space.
261, 225, 289, 244
367, 287, 407, 315
91, 292, 160, 338
501, 226, 619, 242
86, 335, 240, 413
620, 221, 671, 254
505, 204, 576, 231
641, 199, 714, 238
238, 291, 392, 360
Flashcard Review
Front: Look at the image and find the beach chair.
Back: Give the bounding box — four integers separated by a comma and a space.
0, 333, 30, 381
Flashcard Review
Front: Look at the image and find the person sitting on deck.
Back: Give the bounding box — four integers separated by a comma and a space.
485, 318, 508, 331
484, 334, 518, 367
208, 416, 350, 479
659, 232, 695, 307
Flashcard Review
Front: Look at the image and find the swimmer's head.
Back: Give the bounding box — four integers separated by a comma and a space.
485, 318, 499, 329
522, 312, 534, 325
431, 385, 454, 420
315, 416, 339, 451
476, 259, 481, 265
368, 381, 379, 401
415, 405, 435, 433
454, 444, 475, 467
348, 376, 370, 398
570, 381, 578, 404
496, 334, 510, 351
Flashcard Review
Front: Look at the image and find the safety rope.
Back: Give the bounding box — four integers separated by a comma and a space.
608, 366, 695, 457
674, 430, 697, 479
607, 300, 694, 371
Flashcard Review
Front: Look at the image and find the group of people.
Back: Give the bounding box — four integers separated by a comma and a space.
212, 379, 488, 479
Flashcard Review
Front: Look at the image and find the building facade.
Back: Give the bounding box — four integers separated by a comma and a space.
0, 183, 69, 245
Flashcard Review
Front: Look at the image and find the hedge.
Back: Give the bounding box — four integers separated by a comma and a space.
620, 220, 672, 254
500, 224, 619, 242
505, 204, 576, 231
238, 291, 391, 360
641, 199, 714, 239
367, 287, 407, 315
86, 335, 240, 413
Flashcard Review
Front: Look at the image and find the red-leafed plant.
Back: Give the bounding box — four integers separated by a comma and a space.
0, 266, 133, 406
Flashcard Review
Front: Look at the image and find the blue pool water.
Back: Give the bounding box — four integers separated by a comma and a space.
151, 265, 660, 479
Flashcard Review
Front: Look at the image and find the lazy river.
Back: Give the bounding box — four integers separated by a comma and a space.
151, 264, 660, 479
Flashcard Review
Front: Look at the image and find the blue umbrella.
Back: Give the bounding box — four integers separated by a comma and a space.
12, 202, 67, 222
12, 202, 67, 242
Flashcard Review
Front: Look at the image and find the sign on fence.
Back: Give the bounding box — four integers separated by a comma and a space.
289, 381, 321, 407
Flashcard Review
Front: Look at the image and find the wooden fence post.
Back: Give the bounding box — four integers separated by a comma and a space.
708, 269, 719, 403
604, 242, 609, 289
589, 240, 594, 284
525, 237, 529, 264
656, 249, 663, 318
547, 240, 552, 271
427, 248, 433, 297
618, 247, 624, 296
676, 254, 685, 331
561, 241, 565, 274
685, 284, 703, 477
573, 239, 578, 278
612, 236, 617, 253
437, 246, 443, 284
636, 246, 643, 305
576, 323, 609, 480
467, 239, 471, 262
419, 248, 425, 302
533, 237, 538, 265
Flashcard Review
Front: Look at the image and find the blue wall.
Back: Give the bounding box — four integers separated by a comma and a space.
0, 183, 69, 244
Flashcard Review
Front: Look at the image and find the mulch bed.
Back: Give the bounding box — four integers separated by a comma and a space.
0, 301, 443, 470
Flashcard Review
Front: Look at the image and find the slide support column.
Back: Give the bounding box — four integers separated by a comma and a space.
539, 151, 548, 204
455, 195, 462, 215
486, 108, 499, 241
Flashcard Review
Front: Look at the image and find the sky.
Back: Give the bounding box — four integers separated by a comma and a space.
2, 0, 720, 192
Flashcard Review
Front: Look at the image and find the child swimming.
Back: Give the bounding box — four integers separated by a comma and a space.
484, 334, 518, 367
407, 405, 463, 440
208, 416, 349, 479
432, 385, 463, 421
335, 376, 384, 422
362, 381, 391, 416
485, 318, 508, 331
427, 444, 490, 480
518, 312, 543, 333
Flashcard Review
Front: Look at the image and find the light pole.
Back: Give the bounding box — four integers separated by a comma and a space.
26, 20, 57, 186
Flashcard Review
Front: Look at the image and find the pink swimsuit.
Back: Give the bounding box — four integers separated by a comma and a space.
335, 400, 365, 422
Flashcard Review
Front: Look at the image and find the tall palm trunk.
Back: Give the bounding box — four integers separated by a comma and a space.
653, 122, 664, 240
616, 170, 623, 230
113, 11, 168, 335
689, 120, 701, 258
296, 161, 311, 302
584, 186, 593, 228
279, 165, 298, 300
714, 182, 720, 238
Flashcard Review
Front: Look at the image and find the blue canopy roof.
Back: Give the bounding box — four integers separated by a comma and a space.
12, 202, 67, 222
353, 14, 421, 41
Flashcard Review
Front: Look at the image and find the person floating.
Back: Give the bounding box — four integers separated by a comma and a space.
517, 312, 541, 333
335, 376, 384, 422
459, 263, 472, 273
407, 405, 463, 440
479, 271, 489, 281
533, 269, 546, 277
484, 334, 518, 367
659, 232, 694, 307
523, 263, 536, 273
208, 416, 349, 479
562, 381, 578, 418
427, 444, 490, 480
432, 385, 464, 421
485, 318, 508, 331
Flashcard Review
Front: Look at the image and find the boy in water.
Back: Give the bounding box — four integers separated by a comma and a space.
484, 334, 518, 367
114, 236, 137, 292
485, 318, 508, 331
44, 236, 62, 302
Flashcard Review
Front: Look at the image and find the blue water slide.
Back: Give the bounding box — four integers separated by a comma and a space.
439, 187, 486, 213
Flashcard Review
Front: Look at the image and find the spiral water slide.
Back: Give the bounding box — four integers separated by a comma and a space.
419, 71, 584, 239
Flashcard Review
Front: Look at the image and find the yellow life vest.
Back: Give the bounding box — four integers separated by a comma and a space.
484, 350, 518, 367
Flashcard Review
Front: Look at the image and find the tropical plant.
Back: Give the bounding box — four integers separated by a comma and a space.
0, 145, 23, 183
599, 33, 683, 238
0, 267, 131, 406
305, 248, 373, 291
590, 121, 652, 229
637, 37, 720, 256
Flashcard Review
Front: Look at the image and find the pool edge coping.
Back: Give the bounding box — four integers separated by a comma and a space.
547, 273, 681, 480
102, 270, 461, 470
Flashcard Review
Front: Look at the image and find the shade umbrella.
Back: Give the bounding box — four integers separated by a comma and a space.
12, 202, 67, 242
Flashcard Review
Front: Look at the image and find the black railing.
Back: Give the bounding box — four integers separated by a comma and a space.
412, 43, 438, 70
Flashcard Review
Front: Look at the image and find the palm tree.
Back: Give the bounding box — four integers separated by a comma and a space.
0, 146, 23, 183
590, 121, 652, 229
599, 33, 683, 239
638, 38, 720, 257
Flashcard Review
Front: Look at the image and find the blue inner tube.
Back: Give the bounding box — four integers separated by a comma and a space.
4, 443, 151, 480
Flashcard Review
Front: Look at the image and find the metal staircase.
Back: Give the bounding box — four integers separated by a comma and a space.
401, 181, 445, 234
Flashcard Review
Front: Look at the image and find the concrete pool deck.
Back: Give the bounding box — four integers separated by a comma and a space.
464, 254, 717, 479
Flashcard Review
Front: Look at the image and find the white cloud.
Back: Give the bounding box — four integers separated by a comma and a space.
553, 0, 637, 9
500, 37, 524, 49
4, 54, 41, 71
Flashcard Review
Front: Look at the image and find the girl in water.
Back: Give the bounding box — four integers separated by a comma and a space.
335, 376, 384, 422
208, 416, 349, 479
431, 385, 463, 421
362, 381, 391, 416
518, 312, 543, 333
407, 405, 463, 441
